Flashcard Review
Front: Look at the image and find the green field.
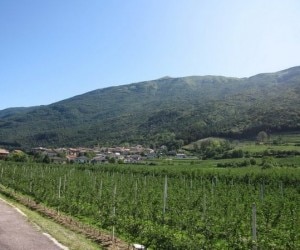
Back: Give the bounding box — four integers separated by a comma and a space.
235, 144, 300, 152
233, 132, 300, 152
0, 160, 299, 249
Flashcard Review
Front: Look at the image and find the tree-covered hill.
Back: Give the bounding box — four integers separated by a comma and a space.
1, 66, 300, 149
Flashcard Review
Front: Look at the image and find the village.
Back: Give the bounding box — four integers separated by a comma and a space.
0, 145, 187, 164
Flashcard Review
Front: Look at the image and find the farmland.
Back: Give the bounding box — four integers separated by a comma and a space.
0, 159, 299, 249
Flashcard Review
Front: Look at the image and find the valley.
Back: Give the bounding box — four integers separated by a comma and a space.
0, 67, 300, 249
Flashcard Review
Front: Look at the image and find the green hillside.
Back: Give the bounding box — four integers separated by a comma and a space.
0, 66, 300, 149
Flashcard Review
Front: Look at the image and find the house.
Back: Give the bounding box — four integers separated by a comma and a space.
67, 148, 80, 157
50, 156, 67, 164
91, 155, 108, 164
55, 148, 68, 155
146, 152, 157, 159
132, 244, 145, 250
31, 147, 48, 154
0, 149, 9, 159
129, 145, 144, 154
44, 149, 58, 158
74, 156, 90, 164
176, 153, 186, 159
144, 148, 155, 154
66, 155, 77, 163
124, 155, 142, 163
113, 152, 124, 160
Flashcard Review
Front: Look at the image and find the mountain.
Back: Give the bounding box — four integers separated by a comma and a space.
1, 66, 300, 149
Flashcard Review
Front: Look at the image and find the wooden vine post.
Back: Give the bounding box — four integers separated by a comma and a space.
163, 175, 168, 214
252, 203, 257, 250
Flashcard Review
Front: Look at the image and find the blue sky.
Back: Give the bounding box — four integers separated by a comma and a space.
1, 0, 300, 110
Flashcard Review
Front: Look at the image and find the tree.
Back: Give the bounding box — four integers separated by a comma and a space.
109, 157, 116, 163
8, 151, 28, 162
193, 138, 232, 159
256, 131, 268, 143
43, 155, 51, 164
261, 156, 277, 169
231, 149, 244, 158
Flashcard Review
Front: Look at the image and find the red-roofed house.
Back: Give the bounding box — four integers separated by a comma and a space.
0, 149, 9, 159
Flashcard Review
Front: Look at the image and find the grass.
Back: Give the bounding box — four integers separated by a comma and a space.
270, 131, 300, 144
235, 143, 300, 153
0, 193, 102, 250
232, 132, 300, 153
273, 156, 300, 166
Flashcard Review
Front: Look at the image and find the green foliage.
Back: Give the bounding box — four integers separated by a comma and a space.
108, 157, 116, 164
84, 151, 96, 159
43, 155, 51, 164
0, 161, 299, 249
217, 158, 256, 168
1, 66, 300, 148
6, 151, 29, 162
261, 156, 278, 169
230, 149, 244, 158
192, 138, 232, 159
256, 131, 269, 143
250, 158, 257, 165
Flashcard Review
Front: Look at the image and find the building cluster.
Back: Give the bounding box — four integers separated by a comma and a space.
0, 144, 188, 164
0, 145, 159, 164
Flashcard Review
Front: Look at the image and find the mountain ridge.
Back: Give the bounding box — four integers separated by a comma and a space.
1, 66, 300, 149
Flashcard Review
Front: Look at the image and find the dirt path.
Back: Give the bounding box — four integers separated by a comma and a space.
0, 199, 66, 250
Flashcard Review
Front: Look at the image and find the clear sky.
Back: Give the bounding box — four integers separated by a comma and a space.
1, 0, 300, 110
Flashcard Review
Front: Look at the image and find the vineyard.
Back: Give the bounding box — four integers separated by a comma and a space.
0, 161, 299, 249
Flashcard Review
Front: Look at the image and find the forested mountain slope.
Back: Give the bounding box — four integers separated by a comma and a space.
1, 66, 300, 149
